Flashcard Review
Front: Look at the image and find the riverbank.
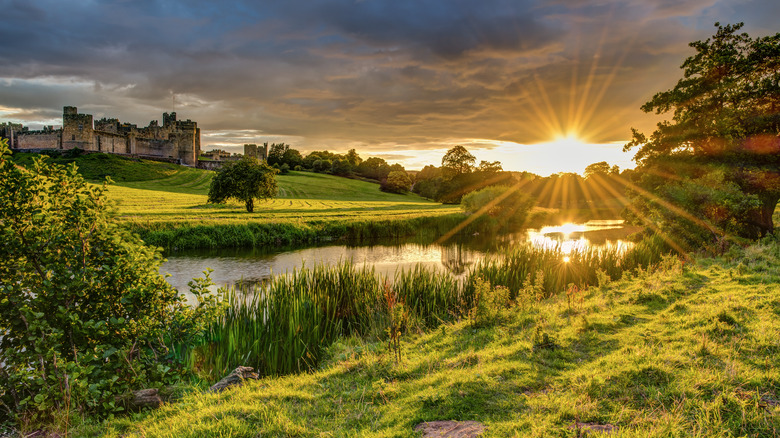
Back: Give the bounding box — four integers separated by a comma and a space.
72, 238, 780, 437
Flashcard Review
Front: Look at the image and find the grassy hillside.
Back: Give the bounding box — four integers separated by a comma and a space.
76, 240, 780, 437
11, 152, 462, 248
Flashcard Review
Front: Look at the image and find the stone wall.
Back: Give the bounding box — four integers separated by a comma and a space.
15, 131, 61, 149
94, 131, 129, 154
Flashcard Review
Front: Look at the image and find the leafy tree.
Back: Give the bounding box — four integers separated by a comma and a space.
0, 139, 220, 419
415, 164, 441, 183
625, 23, 780, 241
208, 156, 278, 212
266, 143, 290, 166
381, 170, 412, 193
583, 161, 612, 179
331, 158, 351, 176
441, 145, 476, 178
314, 158, 332, 173
345, 148, 363, 168
478, 160, 503, 173
357, 157, 391, 181
282, 148, 303, 168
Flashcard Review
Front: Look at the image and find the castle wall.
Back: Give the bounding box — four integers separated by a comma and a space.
94, 131, 129, 154
135, 137, 179, 161
15, 131, 61, 150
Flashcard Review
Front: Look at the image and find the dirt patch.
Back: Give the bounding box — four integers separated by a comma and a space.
414, 420, 485, 437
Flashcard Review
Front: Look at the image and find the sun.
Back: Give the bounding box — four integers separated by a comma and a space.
550, 133, 586, 149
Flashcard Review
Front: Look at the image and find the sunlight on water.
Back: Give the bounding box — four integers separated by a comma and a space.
162, 220, 638, 295
526, 220, 634, 255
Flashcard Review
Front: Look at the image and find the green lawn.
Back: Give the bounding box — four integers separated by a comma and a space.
12, 152, 459, 228
84, 241, 780, 437
109, 169, 458, 227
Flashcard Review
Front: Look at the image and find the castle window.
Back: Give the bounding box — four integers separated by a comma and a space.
78, 124, 83, 131
72, 135, 75, 141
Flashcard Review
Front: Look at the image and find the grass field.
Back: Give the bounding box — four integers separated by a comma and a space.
76, 239, 780, 437
110, 169, 458, 226
12, 152, 463, 248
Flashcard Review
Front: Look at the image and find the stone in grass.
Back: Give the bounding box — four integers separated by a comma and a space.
209, 366, 259, 393
568, 422, 619, 435
414, 420, 485, 437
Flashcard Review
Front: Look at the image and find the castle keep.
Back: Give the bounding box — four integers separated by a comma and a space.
1, 106, 201, 166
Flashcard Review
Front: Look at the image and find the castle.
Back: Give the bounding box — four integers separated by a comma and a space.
1, 106, 201, 166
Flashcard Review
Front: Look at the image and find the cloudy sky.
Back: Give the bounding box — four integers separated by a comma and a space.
0, 0, 777, 174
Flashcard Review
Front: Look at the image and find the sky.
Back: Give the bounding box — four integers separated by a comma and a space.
0, 0, 777, 175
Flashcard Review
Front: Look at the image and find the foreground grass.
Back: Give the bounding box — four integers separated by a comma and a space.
78, 240, 780, 437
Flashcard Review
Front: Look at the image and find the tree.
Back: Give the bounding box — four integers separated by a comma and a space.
357, 157, 391, 180
381, 170, 412, 193
208, 156, 278, 212
331, 158, 351, 176
583, 161, 612, 179
266, 143, 290, 166
345, 148, 363, 168
441, 145, 476, 178
478, 160, 503, 173
625, 23, 780, 241
282, 148, 303, 168
0, 139, 220, 418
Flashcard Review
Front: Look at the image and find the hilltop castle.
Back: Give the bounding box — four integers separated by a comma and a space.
1, 106, 201, 166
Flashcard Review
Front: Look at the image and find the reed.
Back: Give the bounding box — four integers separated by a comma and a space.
194, 262, 385, 379
191, 237, 670, 380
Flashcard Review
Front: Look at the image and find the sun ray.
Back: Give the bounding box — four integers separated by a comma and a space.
588, 174, 688, 254
435, 177, 534, 244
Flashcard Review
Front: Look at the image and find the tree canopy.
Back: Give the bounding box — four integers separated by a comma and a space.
441, 145, 476, 178
625, 23, 780, 242
208, 156, 278, 212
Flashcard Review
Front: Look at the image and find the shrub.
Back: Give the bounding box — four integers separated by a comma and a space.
469, 278, 510, 327
460, 185, 535, 228
0, 139, 221, 422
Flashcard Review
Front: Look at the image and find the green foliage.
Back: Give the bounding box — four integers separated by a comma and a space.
0, 139, 220, 421
469, 278, 509, 327
383, 283, 408, 363
441, 145, 476, 178
207, 156, 278, 212
356, 156, 391, 181
380, 170, 412, 194
460, 184, 535, 228
625, 23, 780, 242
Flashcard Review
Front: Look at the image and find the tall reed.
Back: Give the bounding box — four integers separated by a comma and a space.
191, 237, 670, 380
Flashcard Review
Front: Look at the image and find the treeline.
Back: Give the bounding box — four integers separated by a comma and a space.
264, 143, 412, 193
264, 142, 631, 209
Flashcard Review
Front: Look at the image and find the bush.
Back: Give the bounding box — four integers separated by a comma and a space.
460, 185, 535, 228
0, 139, 221, 422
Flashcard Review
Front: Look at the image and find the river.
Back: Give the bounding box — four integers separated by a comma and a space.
161, 220, 640, 293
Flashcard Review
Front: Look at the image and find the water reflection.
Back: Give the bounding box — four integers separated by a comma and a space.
161, 220, 639, 292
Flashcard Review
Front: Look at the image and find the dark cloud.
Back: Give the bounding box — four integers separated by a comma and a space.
0, 0, 776, 169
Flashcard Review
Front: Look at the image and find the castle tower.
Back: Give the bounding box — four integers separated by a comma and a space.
163, 112, 177, 128
62, 106, 94, 150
